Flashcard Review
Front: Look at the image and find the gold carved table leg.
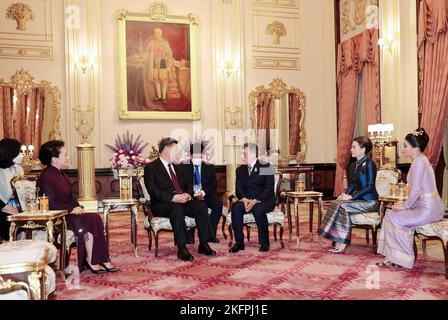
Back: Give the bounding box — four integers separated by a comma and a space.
294, 198, 300, 247
46, 221, 54, 243
309, 201, 314, 241
317, 197, 324, 245
9, 222, 17, 241
286, 197, 292, 241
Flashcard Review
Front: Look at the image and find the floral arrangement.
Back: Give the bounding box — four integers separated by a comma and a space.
265, 21, 286, 44
106, 131, 150, 176
6, 3, 35, 30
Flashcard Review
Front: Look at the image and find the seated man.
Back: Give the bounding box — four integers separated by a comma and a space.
230, 143, 275, 253
182, 143, 223, 243
144, 138, 216, 262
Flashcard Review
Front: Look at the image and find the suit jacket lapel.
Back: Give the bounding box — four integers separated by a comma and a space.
249, 160, 259, 178
156, 158, 175, 189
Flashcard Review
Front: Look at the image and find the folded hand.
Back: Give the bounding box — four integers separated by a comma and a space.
71, 206, 85, 215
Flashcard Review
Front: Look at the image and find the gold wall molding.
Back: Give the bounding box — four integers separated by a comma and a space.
0, 45, 52, 60
251, 4, 300, 70
253, 56, 300, 70
252, 0, 299, 9
0, 0, 53, 43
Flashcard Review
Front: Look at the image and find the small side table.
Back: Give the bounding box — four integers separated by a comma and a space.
7, 210, 68, 280
285, 191, 324, 246
102, 198, 139, 258
378, 195, 407, 221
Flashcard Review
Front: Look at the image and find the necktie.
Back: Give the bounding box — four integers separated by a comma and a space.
194, 165, 201, 186
248, 165, 252, 176
168, 163, 181, 193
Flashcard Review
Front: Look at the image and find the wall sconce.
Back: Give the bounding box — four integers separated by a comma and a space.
221, 60, 239, 78
378, 33, 397, 54
73, 54, 95, 73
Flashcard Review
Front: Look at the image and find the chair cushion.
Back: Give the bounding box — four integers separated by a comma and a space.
350, 212, 381, 226
226, 208, 285, 226
0, 240, 57, 265
144, 207, 229, 231
144, 216, 196, 234
416, 219, 448, 241
18, 230, 77, 250
0, 290, 29, 300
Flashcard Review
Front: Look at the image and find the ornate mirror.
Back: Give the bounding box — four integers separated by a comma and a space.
249, 78, 307, 165
0, 69, 62, 171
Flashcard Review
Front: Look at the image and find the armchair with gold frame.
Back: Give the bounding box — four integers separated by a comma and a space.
10, 174, 77, 269
0, 240, 57, 300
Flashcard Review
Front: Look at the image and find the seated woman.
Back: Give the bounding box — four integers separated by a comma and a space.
37, 140, 119, 274
318, 136, 379, 253
0, 138, 24, 241
377, 128, 444, 269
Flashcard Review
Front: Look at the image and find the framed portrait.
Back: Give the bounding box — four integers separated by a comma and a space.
116, 5, 200, 120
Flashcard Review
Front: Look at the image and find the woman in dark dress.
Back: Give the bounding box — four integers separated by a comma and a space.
37, 140, 119, 274
318, 136, 379, 253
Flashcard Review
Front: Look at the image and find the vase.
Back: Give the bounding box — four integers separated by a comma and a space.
16, 18, 27, 30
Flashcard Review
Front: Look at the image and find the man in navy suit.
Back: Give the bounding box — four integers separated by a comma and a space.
144, 138, 216, 262
182, 143, 223, 243
230, 143, 275, 253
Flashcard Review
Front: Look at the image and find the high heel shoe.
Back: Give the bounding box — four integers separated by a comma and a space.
100, 263, 120, 273
84, 260, 107, 274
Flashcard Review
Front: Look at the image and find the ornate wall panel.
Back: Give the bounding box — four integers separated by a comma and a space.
251, 0, 300, 70
0, 0, 53, 60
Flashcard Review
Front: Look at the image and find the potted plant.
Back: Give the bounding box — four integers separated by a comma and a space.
6, 3, 35, 30
106, 131, 151, 178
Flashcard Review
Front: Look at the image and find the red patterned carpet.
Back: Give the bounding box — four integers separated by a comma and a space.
55, 208, 448, 300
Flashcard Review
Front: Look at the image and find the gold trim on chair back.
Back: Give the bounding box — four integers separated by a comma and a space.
10, 174, 36, 213
376, 166, 401, 197
0, 276, 31, 300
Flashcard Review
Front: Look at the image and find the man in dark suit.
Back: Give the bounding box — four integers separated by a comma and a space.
230, 143, 275, 253
182, 143, 223, 243
144, 138, 216, 261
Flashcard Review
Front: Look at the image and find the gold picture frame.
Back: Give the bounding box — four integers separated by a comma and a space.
116, 3, 200, 120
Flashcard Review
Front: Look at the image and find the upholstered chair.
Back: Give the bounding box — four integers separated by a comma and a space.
350, 166, 401, 253
11, 174, 76, 268
0, 240, 57, 300
226, 173, 285, 249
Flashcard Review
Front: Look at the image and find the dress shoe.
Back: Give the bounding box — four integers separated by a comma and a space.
229, 242, 245, 253
198, 243, 216, 256
177, 246, 194, 262
84, 260, 107, 274
210, 238, 220, 244
259, 244, 270, 252
186, 239, 195, 245
100, 263, 120, 273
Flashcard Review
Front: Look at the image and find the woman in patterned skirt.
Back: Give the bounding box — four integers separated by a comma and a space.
318, 136, 379, 253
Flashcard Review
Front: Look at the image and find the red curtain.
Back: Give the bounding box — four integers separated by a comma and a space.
418, 0, 448, 166
256, 92, 275, 154
0, 87, 45, 158
334, 29, 381, 196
